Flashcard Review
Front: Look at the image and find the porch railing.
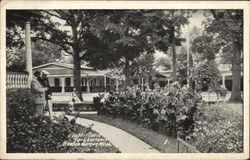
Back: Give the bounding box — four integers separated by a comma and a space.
6, 72, 29, 89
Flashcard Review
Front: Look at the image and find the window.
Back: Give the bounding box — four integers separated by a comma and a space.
65, 77, 71, 86
54, 78, 60, 87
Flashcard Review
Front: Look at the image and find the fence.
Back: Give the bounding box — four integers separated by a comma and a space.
6, 72, 29, 89
176, 137, 200, 153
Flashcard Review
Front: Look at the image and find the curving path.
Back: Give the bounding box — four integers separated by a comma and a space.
66, 115, 160, 153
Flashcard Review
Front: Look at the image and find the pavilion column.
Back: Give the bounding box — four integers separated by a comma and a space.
25, 21, 32, 85
61, 77, 65, 93
104, 75, 106, 93
116, 78, 119, 92
86, 78, 90, 93
222, 74, 226, 89
71, 76, 74, 87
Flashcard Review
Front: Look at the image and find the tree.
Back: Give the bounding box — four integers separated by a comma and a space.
6, 10, 44, 49
205, 10, 243, 102
83, 10, 191, 86
129, 52, 155, 87
83, 10, 156, 87
32, 40, 62, 66
145, 10, 190, 78
191, 30, 222, 92
6, 40, 62, 72
191, 32, 220, 61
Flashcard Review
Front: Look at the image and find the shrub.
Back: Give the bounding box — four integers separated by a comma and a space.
214, 86, 228, 101
94, 82, 202, 137
6, 89, 79, 153
193, 60, 221, 92
189, 103, 243, 153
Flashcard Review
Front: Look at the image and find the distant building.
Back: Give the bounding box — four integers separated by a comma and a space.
154, 63, 243, 91
32, 63, 119, 93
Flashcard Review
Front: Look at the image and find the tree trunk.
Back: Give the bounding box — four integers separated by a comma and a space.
72, 24, 83, 101
73, 52, 83, 101
124, 57, 131, 87
228, 43, 242, 102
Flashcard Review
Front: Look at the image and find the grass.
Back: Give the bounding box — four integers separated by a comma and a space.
191, 102, 243, 153
79, 114, 178, 153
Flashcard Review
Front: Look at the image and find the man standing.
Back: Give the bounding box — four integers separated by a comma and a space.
30, 71, 47, 117
40, 70, 54, 120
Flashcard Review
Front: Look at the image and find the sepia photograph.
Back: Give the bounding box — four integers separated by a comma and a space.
0, 0, 249, 159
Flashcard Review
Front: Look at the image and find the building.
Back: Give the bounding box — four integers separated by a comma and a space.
32, 63, 119, 94
153, 63, 243, 91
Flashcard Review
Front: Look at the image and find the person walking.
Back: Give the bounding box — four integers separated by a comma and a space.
40, 70, 54, 120
30, 71, 47, 117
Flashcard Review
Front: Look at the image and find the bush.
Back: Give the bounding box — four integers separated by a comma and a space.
7, 89, 79, 153
94, 82, 202, 137
192, 60, 221, 92
189, 103, 243, 153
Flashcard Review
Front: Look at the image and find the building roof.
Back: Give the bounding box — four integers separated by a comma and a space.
33, 62, 93, 70
32, 62, 116, 78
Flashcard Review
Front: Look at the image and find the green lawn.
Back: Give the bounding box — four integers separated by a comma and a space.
79, 114, 177, 153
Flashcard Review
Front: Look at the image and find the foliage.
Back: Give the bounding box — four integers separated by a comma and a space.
6, 89, 79, 153
128, 52, 155, 82
6, 48, 26, 72
191, 32, 220, 61
204, 10, 243, 102
6, 40, 62, 71
192, 60, 221, 92
94, 82, 202, 137
189, 103, 243, 153
214, 86, 228, 101
154, 56, 172, 71
146, 10, 190, 76
6, 10, 44, 49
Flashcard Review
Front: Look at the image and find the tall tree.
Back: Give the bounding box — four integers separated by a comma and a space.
83, 10, 155, 87
205, 10, 243, 102
7, 10, 105, 100
148, 10, 190, 78
83, 10, 190, 86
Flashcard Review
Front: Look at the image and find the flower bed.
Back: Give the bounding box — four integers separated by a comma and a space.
94, 82, 202, 137
93, 83, 243, 153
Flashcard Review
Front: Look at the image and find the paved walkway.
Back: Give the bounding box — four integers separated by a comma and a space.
66, 115, 160, 153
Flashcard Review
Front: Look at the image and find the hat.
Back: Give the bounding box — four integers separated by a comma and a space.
41, 70, 50, 75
